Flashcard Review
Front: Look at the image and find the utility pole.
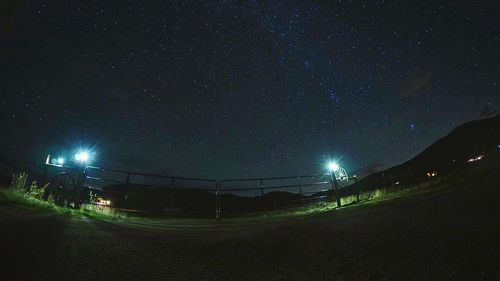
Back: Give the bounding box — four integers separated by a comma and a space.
330, 173, 341, 207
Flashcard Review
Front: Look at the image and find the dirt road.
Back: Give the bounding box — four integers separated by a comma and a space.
1, 168, 499, 281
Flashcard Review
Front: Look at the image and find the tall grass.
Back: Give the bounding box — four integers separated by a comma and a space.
2, 173, 53, 207
0, 173, 126, 220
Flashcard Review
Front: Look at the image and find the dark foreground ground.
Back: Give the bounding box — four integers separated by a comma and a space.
1, 166, 499, 281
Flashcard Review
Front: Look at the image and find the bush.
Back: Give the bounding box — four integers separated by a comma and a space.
28, 181, 49, 200
11, 173, 28, 192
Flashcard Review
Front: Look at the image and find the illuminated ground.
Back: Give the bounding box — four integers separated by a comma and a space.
1, 165, 499, 281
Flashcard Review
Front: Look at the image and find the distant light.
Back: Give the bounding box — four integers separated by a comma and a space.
327, 161, 339, 172
57, 157, 65, 165
75, 151, 90, 162
467, 155, 484, 163
498, 144, 500, 149
96, 198, 111, 206
427, 171, 438, 178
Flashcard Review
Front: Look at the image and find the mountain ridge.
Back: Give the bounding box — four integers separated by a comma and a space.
353, 114, 500, 190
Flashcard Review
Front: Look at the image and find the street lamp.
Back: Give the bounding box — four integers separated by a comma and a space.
327, 161, 339, 172
74, 151, 90, 163
326, 160, 342, 207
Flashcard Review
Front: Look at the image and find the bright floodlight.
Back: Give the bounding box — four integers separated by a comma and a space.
57, 157, 65, 165
328, 161, 339, 172
75, 151, 90, 162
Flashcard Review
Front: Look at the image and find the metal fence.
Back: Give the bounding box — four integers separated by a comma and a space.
43, 163, 357, 219
219, 175, 333, 215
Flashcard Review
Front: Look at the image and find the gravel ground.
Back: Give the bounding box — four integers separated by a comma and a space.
1, 167, 499, 281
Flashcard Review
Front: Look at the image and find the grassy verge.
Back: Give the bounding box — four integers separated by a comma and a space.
2, 161, 491, 224
238, 172, 470, 220
0, 173, 126, 220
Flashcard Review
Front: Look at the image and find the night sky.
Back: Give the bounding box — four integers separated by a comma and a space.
1, 1, 498, 179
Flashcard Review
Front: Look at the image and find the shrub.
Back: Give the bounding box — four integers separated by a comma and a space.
11, 173, 28, 192
28, 181, 48, 200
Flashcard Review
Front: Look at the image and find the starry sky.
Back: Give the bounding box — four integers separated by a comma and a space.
1, 0, 498, 179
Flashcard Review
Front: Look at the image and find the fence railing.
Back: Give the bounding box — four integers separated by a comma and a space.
43, 163, 357, 219
218, 175, 336, 216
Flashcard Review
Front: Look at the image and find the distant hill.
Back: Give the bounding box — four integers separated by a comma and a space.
98, 183, 317, 216
354, 114, 500, 191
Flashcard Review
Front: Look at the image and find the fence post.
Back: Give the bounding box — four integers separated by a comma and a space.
335, 177, 341, 207
44, 154, 50, 185
297, 176, 302, 194
260, 179, 264, 197
126, 173, 130, 184
297, 176, 302, 202
43, 165, 48, 185
170, 178, 175, 215
330, 173, 341, 207
354, 176, 360, 202
215, 181, 222, 220
74, 165, 87, 209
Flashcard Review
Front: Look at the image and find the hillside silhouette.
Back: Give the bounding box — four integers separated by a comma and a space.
354, 114, 500, 191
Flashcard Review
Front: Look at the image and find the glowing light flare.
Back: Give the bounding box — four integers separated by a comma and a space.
57, 157, 65, 165
75, 151, 90, 162
327, 161, 339, 172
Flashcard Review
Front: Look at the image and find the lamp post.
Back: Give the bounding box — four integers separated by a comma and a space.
328, 161, 342, 207
73, 150, 91, 208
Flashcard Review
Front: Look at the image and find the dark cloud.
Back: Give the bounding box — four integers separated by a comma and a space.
400, 71, 431, 98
